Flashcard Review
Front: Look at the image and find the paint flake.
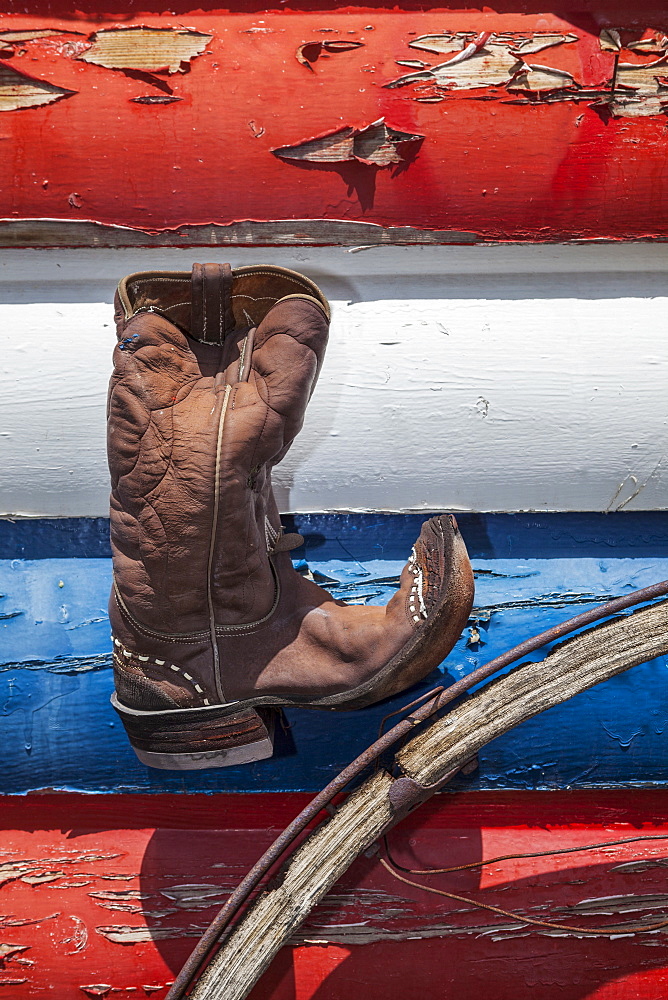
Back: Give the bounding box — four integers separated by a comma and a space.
560, 892, 668, 914
296, 39, 363, 69
0, 29, 82, 42
507, 32, 578, 54
628, 33, 668, 54
0, 862, 33, 886
79, 27, 212, 74
408, 33, 470, 55
386, 43, 521, 90
273, 119, 423, 166
89, 890, 145, 901
131, 95, 181, 104
599, 29, 622, 52
0, 943, 30, 959
21, 872, 63, 884
616, 56, 668, 92
0, 912, 59, 928
159, 883, 228, 909
508, 63, 577, 93
0, 63, 75, 112
96, 924, 201, 943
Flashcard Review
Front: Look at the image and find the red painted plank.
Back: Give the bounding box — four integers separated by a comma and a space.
1, 792, 668, 997
1, 789, 666, 830
1, 5, 668, 241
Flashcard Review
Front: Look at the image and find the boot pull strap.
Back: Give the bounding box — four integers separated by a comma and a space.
191, 263, 234, 345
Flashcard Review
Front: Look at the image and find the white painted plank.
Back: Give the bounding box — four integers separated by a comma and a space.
1, 245, 667, 516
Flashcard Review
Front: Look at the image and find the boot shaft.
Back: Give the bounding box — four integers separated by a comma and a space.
108, 264, 330, 636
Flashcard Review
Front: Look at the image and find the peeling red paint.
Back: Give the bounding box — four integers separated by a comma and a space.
0, 792, 668, 997
272, 118, 423, 167
1, 9, 668, 241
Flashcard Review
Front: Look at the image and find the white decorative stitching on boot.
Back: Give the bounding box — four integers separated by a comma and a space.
407, 547, 428, 623
112, 637, 210, 705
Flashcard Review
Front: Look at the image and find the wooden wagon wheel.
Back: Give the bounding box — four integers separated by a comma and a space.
166, 585, 668, 1000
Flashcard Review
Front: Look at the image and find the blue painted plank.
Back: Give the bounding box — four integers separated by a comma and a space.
3, 512, 668, 560
1, 551, 667, 794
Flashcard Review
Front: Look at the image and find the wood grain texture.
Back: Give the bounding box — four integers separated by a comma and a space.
399, 600, 668, 783
188, 599, 668, 999
2, 5, 668, 242
0, 219, 478, 248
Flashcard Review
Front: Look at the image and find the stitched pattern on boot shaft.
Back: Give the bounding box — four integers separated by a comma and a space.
108, 296, 328, 634
112, 638, 211, 709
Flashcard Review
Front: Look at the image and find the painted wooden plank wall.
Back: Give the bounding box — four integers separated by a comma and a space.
2, 2, 668, 244
2, 245, 668, 517
2, 791, 668, 998
2, 513, 667, 795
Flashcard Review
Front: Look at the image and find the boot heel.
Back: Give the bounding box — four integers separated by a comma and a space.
110, 694, 277, 770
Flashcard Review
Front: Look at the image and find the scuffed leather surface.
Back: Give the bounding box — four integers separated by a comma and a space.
109, 295, 328, 635
109, 269, 474, 711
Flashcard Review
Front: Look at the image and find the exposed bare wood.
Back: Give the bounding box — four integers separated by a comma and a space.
408, 31, 577, 57
508, 64, 578, 94
386, 42, 521, 90
78, 27, 212, 74
0, 29, 83, 42
0, 218, 479, 248
189, 600, 668, 1000
0, 63, 75, 112
272, 119, 423, 166
617, 56, 668, 92
608, 95, 668, 117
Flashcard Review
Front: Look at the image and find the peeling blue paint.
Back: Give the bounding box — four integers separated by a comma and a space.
1, 517, 667, 794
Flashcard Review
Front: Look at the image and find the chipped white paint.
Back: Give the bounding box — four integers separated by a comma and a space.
1, 245, 668, 516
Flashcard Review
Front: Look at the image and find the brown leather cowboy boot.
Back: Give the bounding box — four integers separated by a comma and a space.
108, 263, 474, 769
